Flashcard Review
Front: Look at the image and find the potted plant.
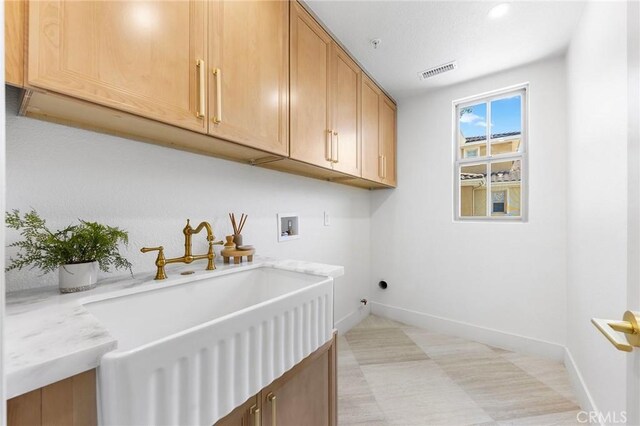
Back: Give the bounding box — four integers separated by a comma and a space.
5, 210, 133, 293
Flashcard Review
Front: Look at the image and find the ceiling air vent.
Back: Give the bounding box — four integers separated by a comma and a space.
418, 61, 457, 80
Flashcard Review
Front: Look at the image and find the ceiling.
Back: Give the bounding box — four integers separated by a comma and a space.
304, 1, 586, 100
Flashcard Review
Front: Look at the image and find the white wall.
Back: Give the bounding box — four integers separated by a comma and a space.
370, 56, 569, 351
566, 1, 628, 416
4, 86, 372, 326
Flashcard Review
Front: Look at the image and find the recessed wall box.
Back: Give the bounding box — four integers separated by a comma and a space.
277, 213, 300, 242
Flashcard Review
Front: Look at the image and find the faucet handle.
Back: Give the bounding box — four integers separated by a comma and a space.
141, 246, 164, 254
141, 246, 167, 280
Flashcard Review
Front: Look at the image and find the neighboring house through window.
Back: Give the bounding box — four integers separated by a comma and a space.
454, 85, 527, 220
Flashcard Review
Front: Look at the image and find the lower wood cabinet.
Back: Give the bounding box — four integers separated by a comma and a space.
216, 332, 337, 426
261, 346, 331, 426
7, 370, 97, 426
215, 394, 262, 426
8, 333, 337, 426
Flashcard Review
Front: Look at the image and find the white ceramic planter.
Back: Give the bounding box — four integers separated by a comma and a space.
58, 261, 99, 293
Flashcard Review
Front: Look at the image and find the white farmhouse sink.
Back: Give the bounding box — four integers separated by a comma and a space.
84, 266, 334, 426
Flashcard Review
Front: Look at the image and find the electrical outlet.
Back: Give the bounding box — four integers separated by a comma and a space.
324, 211, 330, 226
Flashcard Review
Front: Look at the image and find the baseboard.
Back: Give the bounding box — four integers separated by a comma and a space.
370, 302, 566, 360
335, 304, 371, 335
564, 348, 598, 413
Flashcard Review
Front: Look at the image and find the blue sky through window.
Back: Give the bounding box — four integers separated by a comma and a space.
459, 95, 521, 140
491, 96, 521, 137
459, 103, 486, 139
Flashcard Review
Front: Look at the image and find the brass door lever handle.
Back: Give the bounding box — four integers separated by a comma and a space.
591, 311, 640, 352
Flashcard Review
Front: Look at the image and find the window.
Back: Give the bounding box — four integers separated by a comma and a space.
454, 85, 527, 220
492, 191, 506, 214
463, 147, 479, 158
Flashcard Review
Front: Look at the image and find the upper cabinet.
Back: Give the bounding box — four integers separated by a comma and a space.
361, 75, 382, 182
208, 0, 289, 156
9, 0, 397, 189
380, 95, 397, 186
5, 0, 25, 87
289, 2, 361, 176
27, 0, 207, 133
330, 43, 361, 176
361, 75, 396, 187
289, 1, 333, 169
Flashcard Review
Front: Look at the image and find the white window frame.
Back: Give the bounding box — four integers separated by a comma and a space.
453, 83, 528, 222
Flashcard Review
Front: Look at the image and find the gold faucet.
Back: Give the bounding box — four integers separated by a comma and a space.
141, 219, 224, 280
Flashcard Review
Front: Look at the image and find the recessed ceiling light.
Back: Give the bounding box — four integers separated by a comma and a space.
488, 3, 510, 19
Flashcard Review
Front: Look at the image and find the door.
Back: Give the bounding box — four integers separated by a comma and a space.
27, 0, 207, 133
289, 1, 333, 169
208, 0, 289, 156
380, 95, 397, 187
215, 395, 260, 426
361, 75, 382, 183
590, 3, 640, 423
330, 43, 360, 176
629, 3, 640, 421
261, 351, 330, 426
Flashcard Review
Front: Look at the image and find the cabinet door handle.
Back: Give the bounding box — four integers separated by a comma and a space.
212, 68, 222, 124
267, 393, 277, 426
326, 130, 333, 162
382, 155, 387, 179
378, 155, 384, 178
332, 131, 339, 163
196, 60, 205, 118
249, 404, 260, 426
384, 155, 388, 179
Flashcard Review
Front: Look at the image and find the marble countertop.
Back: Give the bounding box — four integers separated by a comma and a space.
5, 257, 344, 399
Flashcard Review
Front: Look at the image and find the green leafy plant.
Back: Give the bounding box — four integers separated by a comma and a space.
5, 209, 133, 275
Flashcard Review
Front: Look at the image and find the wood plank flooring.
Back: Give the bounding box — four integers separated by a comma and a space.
338, 315, 581, 425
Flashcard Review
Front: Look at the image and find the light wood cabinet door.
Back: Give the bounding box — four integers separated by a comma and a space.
208, 1, 289, 156
262, 351, 330, 426
214, 395, 260, 426
330, 43, 360, 176
380, 94, 397, 187
361, 74, 383, 182
8, 370, 97, 426
289, 1, 333, 169
27, 0, 207, 133
5, 0, 25, 87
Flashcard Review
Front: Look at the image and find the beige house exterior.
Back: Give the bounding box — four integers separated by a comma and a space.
459, 132, 522, 217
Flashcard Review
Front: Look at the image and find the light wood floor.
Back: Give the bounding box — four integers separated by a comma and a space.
338, 315, 581, 426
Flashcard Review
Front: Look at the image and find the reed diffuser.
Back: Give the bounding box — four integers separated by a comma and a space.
229, 213, 248, 247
